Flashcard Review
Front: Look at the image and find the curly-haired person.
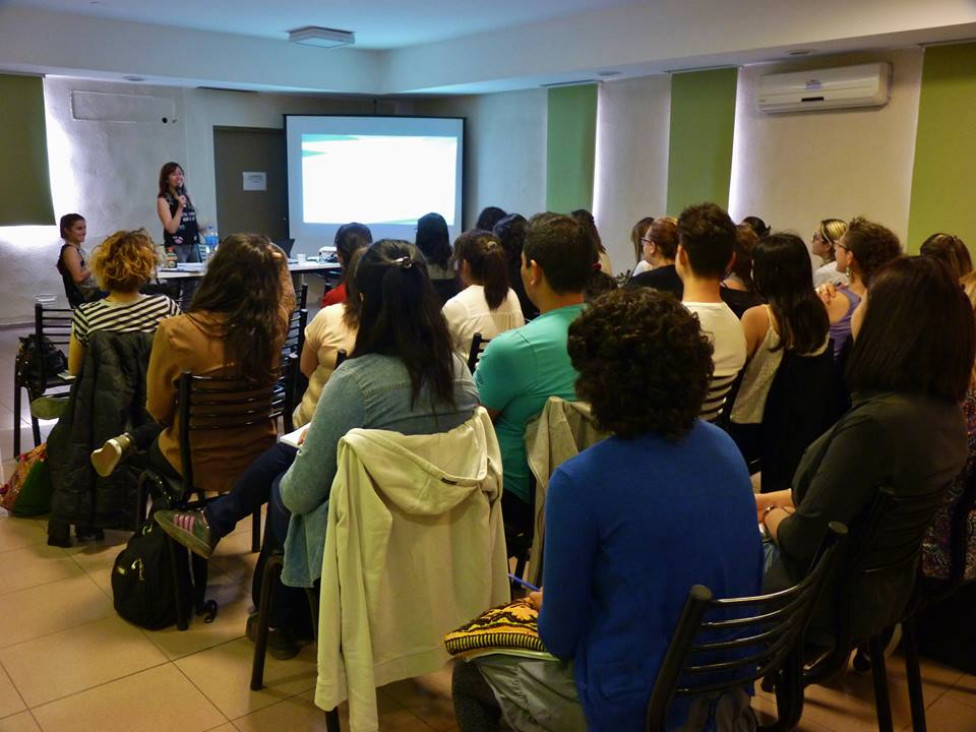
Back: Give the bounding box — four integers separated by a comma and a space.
67, 229, 180, 374
454, 288, 764, 732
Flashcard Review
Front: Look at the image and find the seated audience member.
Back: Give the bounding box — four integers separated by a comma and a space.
583, 271, 618, 303
811, 218, 849, 287
919, 232, 973, 279
454, 289, 763, 732
627, 216, 680, 295
56, 213, 101, 307
476, 205, 508, 232
729, 234, 830, 459
571, 208, 612, 275
91, 234, 295, 490
67, 229, 180, 375
629, 215, 656, 276
320, 222, 372, 307
416, 212, 459, 305
492, 213, 538, 320
922, 270, 976, 583
158, 240, 479, 650
296, 249, 363, 427
674, 203, 747, 421
475, 213, 592, 537
721, 224, 765, 318
758, 256, 974, 642
742, 215, 771, 239
821, 217, 902, 359
442, 230, 524, 364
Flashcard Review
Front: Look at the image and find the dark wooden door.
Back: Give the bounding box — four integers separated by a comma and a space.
213, 127, 288, 240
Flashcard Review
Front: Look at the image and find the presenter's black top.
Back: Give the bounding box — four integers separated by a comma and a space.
159, 191, 201, 262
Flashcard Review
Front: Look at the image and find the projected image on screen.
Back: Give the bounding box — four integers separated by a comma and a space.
302, 134, 458, 226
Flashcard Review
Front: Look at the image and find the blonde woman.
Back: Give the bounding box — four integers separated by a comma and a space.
812, 218, 849, 287
67, 230, 180, 375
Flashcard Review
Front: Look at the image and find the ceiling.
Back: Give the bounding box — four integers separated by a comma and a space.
6, 0, 639, 49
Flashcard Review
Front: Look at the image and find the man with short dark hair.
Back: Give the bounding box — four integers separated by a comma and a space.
675, 203, 747, 421
475, 212, 592, 536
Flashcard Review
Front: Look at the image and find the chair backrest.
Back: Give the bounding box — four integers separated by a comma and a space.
700, 370, 739, 424
335, 349, 348, 368
35, 302, 73, 383
295, 282, 308, 309
945, 471, 976, 590
805, 485, 950, 683
758, 347, 838, 493
176, 356, 294, 494
467, 332, 490, 374
282, 307, 308, 360
646, 523, 848, 732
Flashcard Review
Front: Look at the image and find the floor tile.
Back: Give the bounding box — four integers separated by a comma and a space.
30, 665, 226, 732
174, 637, 317, 720
0, 543, 83, 596
203, 725, 237, 732
913, 694, 976, 732
230, 691, 335, 732
0, 615, 168, 707
382, 668, 456, 731
0, 517, 46, 553
0, 712, 41, 732
0, 574, 113, 649
944, 670, 976, 710
0, 664, 26, 719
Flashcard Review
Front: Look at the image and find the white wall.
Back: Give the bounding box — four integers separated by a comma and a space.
414, 90, 548, 228
0, 79, 377, 324
593, 75, 671, 274
729, 49, 924, 245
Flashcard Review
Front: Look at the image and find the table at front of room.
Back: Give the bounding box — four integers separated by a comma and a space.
154, 260, 342, 308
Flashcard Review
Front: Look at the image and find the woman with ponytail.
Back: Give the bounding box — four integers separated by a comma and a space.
443, 230, 525, 362
156, 240, 479, 653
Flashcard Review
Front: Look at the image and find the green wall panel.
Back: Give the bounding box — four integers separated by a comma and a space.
546, 84, 598, 213
666, 68, 737, 216
907, 43, 976, 253
0, 74, 54, 226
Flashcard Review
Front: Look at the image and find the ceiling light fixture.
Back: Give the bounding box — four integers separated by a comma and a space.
287, 26, 356, 49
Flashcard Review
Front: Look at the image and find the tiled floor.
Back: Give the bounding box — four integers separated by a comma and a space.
1, 322, 975, 731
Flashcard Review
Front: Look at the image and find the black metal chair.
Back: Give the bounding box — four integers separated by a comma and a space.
646, 523, 847, 732
138, 356, 297, 630
295, 282, 308, 310
802, 486, 952, 732
13, 303, 74, 456
277, 307, 308, 435
466, 332, 491, 374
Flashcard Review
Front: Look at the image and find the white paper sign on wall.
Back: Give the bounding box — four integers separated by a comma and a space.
243, 172, 267, 191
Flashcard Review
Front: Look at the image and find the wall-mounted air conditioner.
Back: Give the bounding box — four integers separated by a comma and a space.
758, 63, 891, 114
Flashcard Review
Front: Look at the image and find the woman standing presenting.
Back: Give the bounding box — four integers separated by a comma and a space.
156, 162, 201, 263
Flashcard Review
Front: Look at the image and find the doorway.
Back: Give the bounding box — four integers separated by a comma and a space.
213, 127, 288, 241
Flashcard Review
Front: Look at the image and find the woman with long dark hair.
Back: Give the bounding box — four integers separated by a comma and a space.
443, 230, 524, 362
730, 234, 830, 432
157, 239, 479, 654
320, 222, 372, 306
156, 162, 202, 263
93, 234, 295, 492
416, 212, 458, 304
759, 256, 974, 643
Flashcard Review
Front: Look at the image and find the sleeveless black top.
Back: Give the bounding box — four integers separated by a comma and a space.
57, 244, 98, 308
160, 192, 201, 251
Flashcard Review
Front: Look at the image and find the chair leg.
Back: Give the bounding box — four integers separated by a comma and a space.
13, 382, 21, 457
325, 708, 341, 732
251, 508, 261, 553
250, 551, 283, 691
167, 539, 190, 631
903, 618, 927, 732
31, 413, 41, 448
868, 634, 894, 732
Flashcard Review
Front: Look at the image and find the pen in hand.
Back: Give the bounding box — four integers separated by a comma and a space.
508, 573, 540, 592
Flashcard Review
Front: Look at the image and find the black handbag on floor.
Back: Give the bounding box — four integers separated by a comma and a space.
111, 519, 192, 630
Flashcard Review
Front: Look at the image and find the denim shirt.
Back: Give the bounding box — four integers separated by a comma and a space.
279, 352, 479, 587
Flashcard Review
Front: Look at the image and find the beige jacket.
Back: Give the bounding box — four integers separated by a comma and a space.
315, 407, 510, 732
524, 397, 608, 585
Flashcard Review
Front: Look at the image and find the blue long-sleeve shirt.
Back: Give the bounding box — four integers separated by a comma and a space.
537, 421, 764, 731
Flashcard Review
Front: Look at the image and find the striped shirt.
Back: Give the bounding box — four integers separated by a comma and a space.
684, 301, 747, 423
72, 294, 180, 344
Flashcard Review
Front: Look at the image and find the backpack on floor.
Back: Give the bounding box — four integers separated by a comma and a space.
112, 519, 193, 630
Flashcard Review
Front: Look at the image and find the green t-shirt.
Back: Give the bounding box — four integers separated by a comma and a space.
474, 304, 585, 503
